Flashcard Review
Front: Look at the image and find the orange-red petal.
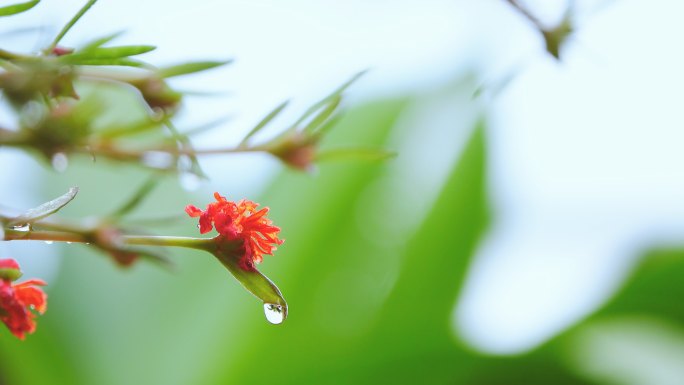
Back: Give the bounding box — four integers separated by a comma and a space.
185, 205, 203, 217
187, 193, 284, 270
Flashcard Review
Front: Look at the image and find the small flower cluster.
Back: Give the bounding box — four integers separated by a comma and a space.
0, 259, 47, 340
186, 193, 284, 270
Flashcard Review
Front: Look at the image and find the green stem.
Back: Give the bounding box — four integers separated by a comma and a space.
0, 48, 26, 61
3, 228, 216, 251
4, 229, 88, 243
46, 0, 98, 53
0, 129, 31, 146
122, 235, 216, 251
77, 143, 260, 159
504, 0, 545, 30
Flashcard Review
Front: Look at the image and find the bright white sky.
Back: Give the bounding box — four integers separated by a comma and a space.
2, 0, 684, 356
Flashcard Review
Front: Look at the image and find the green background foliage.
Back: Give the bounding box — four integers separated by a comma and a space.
1, 83, 683, 385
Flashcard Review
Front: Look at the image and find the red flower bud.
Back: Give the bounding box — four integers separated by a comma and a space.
0, 259, 47, 340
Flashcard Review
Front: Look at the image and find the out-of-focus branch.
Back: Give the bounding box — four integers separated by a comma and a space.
504, 0, 544, 30
503, 0, 574, 59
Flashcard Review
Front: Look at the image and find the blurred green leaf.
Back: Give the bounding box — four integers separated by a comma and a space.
302, 95, 341, 134
79, 31, 124, 51
239, 100, 289, 147
59, 57, 149, 67
97, 118, 163, 139
110, 177, 157, 218
594, 248, 684, 323
291, 70, 366, 129
0, 0, 39, 17
157, 60, 232, 78
202, 97, 412, 384
59, 45, 156, 64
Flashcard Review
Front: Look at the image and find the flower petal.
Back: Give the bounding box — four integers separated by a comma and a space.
185, 205, 203, 217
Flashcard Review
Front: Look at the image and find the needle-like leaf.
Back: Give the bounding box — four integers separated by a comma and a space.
8, 187, 78, 227
158, 60, 232, 78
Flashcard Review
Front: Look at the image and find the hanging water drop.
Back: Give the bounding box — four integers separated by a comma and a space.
51, 152, 69, 172
21, 100, 47, 127
45, 241, 54, 245
11, 224, 31, 232
263, 303, 286, 324
179, 172, 201, 191
141, 151, 174, 169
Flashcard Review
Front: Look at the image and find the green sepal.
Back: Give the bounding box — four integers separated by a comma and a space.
212, 243, 287, 321
0, 267, 22, 281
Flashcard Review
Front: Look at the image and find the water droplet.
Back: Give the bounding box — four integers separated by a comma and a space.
44, 241, 54, 245
141, 151, 174, 169
21, 100, 47, 127
11, 224, 31, 232
66, 242, 72, 245
51, 152, 69, 172
179, 172, 201, 191
263, 303, 286, 324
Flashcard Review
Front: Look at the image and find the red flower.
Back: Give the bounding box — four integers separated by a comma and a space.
0, 259, 47, 340
186, 192, 284, 270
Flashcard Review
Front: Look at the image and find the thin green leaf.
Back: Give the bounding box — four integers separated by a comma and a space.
164, 120, 207, 179
47, 0, 97, 51
302, 94, 341, 134
79, 31, 124, 51
158, 60, 232, 78
9, 187, 78, 226
315, 147, 397, 163
110, 178, 157, 218
291, 70, 367, 129
313, 113, 343, 138
60, 57, 149, 68
60, 45, 156, 62
239, 100, 289, 147
97, 119, 163, 139
0, 0, 39, 17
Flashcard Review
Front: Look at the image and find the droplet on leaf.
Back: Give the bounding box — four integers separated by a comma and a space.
263, 303, 285, 324
11, 224, 31, 232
